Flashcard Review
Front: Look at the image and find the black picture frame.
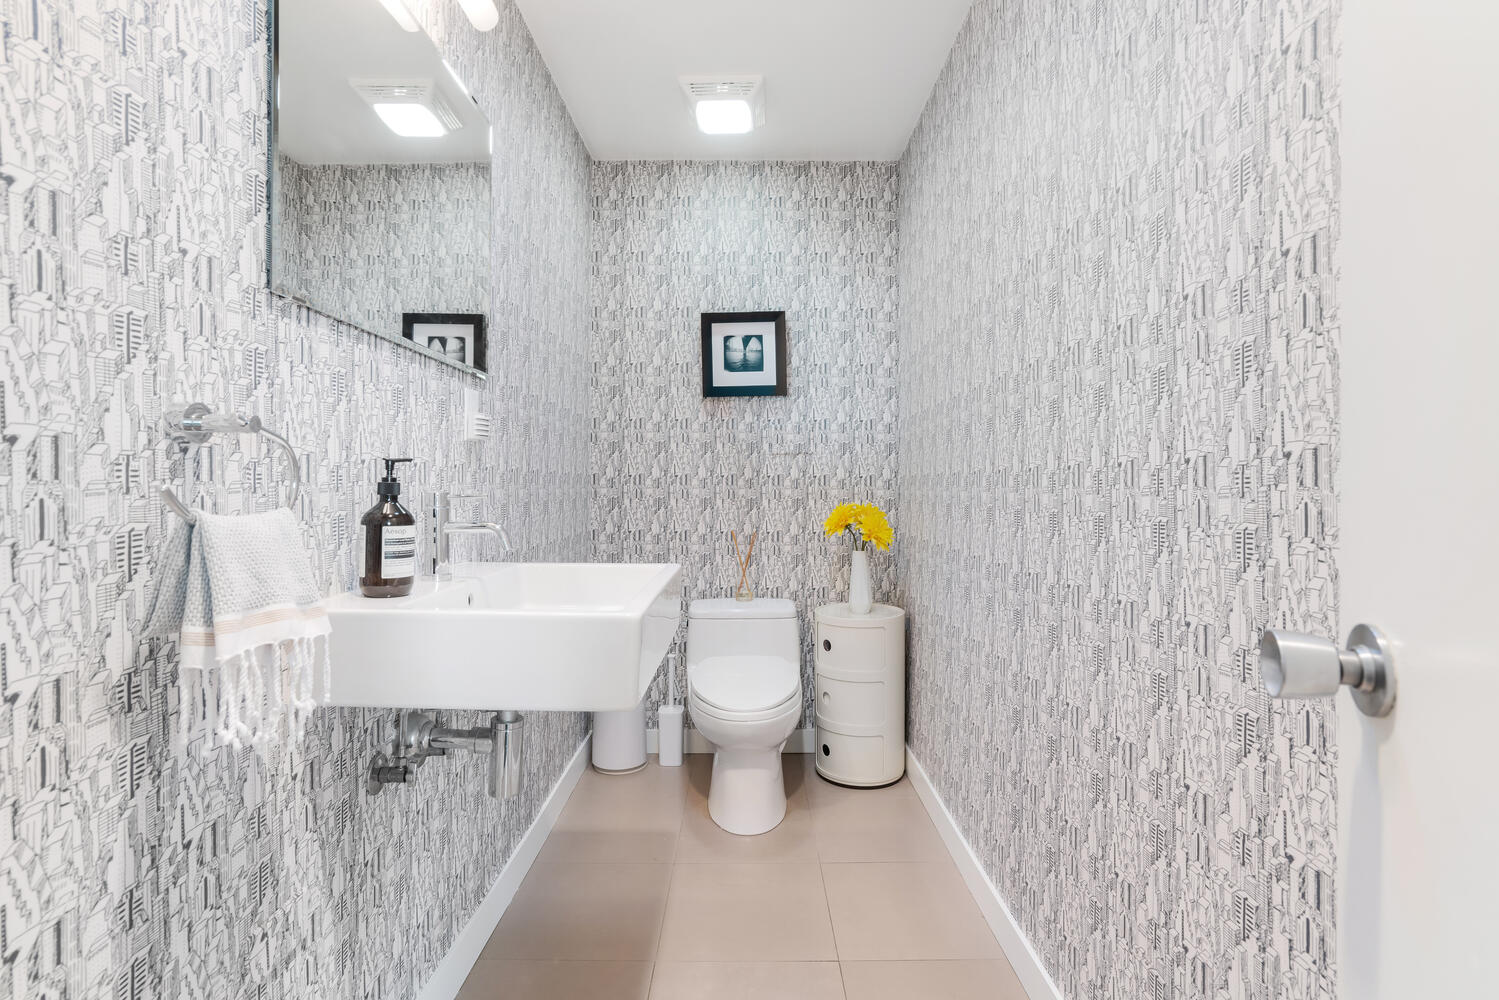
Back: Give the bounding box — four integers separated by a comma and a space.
401, 312, 488, 374
700, 311, 788, 397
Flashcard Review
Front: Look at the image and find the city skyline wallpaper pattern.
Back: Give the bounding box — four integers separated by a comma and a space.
898, 1, 1340, 998
0, 0, 593, 997
273, 159, 491, 347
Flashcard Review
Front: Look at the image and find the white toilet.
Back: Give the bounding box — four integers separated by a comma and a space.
686, 598, 802, 836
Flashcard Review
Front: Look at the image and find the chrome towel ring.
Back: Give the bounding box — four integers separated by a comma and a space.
159, 403, 302, 521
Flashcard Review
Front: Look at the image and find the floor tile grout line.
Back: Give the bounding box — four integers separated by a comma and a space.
817, 858, 844, 964
647, 760, 688, 995
804, 752, 846, 969
816, 767, 853, 1000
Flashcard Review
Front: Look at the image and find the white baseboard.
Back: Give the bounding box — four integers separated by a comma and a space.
646, 726, 816, 755
417, 734, 593, 1000
905, 747, 1064, 1000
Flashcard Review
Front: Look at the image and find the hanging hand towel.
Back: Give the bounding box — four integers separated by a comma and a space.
148, 508, 331, 748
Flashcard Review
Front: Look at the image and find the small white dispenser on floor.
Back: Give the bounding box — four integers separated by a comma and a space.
658, 651, 684, 767
813, 603, 906, 786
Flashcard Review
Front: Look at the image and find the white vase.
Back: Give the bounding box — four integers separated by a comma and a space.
848, 547, 873, 615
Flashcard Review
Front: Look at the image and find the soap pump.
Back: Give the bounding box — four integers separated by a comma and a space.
361, 458, 416, 598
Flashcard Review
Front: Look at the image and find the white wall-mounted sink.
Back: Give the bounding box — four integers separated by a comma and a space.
325, 562, 682, 712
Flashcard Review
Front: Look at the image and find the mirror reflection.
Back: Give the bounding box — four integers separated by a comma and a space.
270, 0, 492, 375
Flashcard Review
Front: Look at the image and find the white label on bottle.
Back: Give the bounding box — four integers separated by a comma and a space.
380, 525, 417, 580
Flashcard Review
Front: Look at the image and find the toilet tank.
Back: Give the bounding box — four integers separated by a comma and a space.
687, 598, 800, 665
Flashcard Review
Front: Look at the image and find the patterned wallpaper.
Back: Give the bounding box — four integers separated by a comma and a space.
274, 158, 491, 345
0, 1, 591, 998
897, 2, 1340, 999
590, 161, 900, 729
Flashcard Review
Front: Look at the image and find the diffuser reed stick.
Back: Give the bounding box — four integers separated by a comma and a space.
731, 530, 757, 601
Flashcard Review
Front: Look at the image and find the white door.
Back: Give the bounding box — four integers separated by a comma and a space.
1338, 2, 1499, 996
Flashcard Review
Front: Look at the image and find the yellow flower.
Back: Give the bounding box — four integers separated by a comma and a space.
854, 504, 893, 551
824, 503, 860, 536
825, 502, 894, 550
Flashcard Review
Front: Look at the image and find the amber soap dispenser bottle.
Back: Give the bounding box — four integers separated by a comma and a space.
361, 458, 417, 597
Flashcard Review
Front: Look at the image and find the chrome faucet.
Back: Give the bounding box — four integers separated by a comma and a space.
430, 491, 513, 579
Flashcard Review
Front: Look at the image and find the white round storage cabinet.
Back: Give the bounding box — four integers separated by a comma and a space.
813, 602, 906, 787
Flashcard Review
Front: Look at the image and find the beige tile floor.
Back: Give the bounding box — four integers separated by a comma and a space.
460, 754, 1028, 999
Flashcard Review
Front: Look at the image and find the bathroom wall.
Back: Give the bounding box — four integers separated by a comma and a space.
898, 2, 1340, 999
274, 159, 491, 343
590, 161, 900, 729
0, 1, 591, 998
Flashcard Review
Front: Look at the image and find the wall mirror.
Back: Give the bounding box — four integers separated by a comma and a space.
270, 0, 492, 377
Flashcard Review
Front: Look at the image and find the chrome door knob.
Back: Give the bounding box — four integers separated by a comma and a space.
1259, 624, 1397, 717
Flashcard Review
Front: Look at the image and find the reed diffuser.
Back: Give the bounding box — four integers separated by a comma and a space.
731, 530, 757, 601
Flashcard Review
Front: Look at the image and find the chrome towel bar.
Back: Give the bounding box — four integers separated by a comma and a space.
159, 402, 301, 522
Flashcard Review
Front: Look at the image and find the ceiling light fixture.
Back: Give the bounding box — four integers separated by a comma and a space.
455, 0, 500, 31
695, 99, 754, 135
372, 102, 447, 138
680, 77, 765, 136
375, 0, 420, 32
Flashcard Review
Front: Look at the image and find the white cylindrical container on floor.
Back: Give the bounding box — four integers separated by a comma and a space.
814, 602, 906, 786
592, 699, 647, 773
658, 704, 684, 766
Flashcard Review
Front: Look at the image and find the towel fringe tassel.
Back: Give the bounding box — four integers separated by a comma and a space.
180, 636, 324, 754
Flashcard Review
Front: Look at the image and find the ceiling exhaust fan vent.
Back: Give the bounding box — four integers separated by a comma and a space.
679, 76, 766, 133
351, 79, 464, 131
680, 77, 762, 100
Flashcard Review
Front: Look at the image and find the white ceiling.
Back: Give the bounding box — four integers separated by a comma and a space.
513, 0, 974, 161
277, 0, 490, 165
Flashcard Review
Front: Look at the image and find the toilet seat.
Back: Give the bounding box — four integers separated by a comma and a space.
691, 691, 802, 725
689, 655, 800, 719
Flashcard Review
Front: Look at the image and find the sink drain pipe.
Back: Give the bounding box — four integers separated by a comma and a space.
366, 710, 524, 799
489, 711, 523, 799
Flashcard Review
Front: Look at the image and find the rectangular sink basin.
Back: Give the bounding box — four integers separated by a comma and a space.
324, 562, 682, 712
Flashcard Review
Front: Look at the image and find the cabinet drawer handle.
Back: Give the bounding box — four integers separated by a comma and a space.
822, 638, 831, 652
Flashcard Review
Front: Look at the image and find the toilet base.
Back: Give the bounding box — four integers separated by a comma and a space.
708, 746, 788, 836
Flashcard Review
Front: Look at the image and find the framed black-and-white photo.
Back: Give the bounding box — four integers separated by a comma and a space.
402, 312, 487, 374
700, 311, 787, 397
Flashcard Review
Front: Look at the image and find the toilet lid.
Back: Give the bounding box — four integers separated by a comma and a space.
690, 655, 799, 714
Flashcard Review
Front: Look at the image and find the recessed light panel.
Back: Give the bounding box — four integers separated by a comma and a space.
455, 0, 500, 31
373, 102, 447, 137
695, 99, 754, 135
